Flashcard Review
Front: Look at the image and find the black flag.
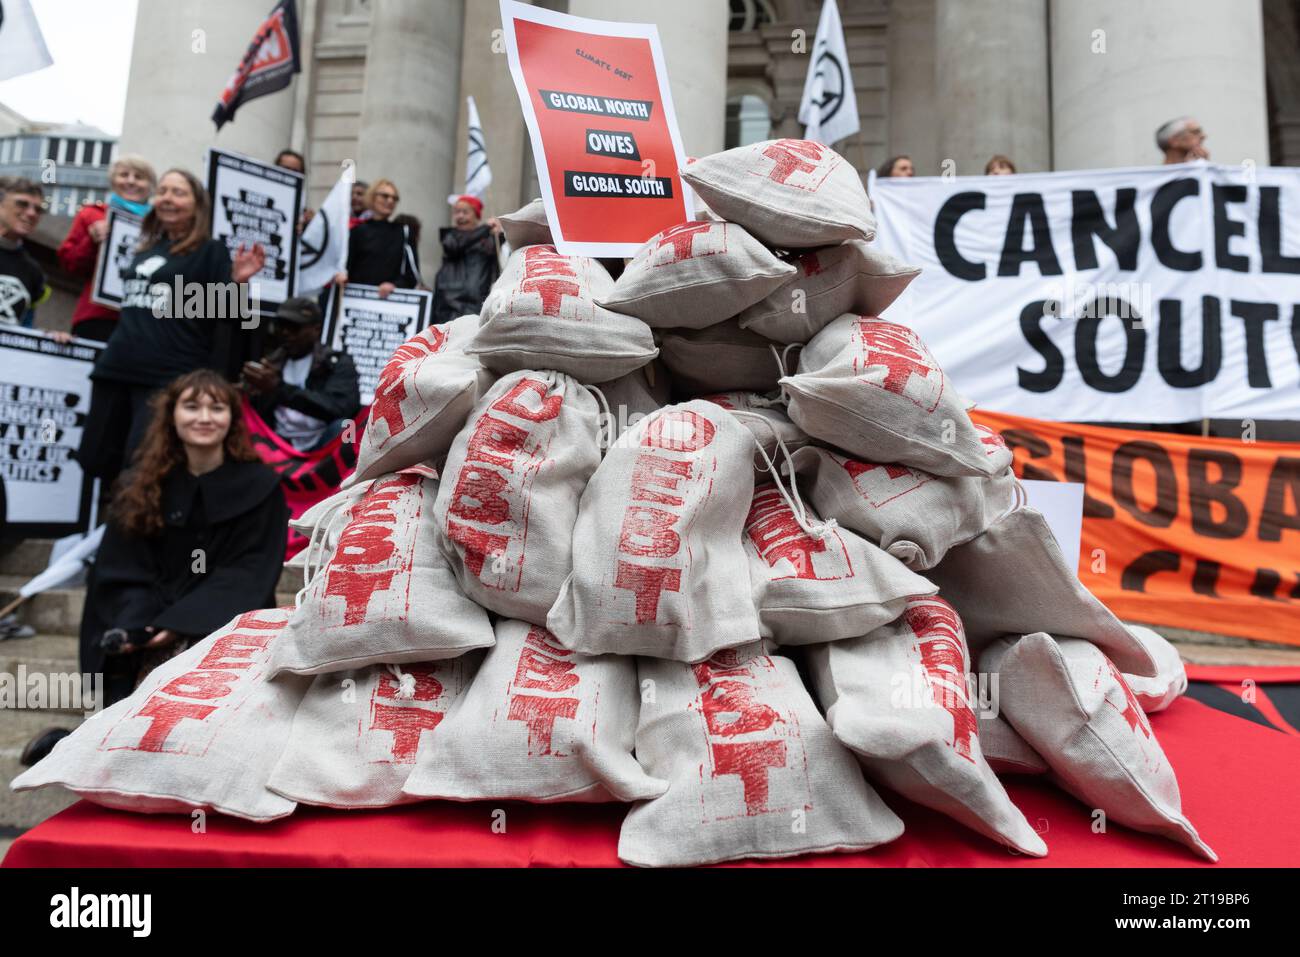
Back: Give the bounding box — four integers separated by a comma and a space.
211, 0, 301, 131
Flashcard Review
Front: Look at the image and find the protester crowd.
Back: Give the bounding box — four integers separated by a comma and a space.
4, 114, 1213, 765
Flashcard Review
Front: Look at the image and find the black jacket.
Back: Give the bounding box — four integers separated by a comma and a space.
346, 219, 421, 288
251, 341, 362, 425
433, 224, 500, 324
80, 459, 289, 695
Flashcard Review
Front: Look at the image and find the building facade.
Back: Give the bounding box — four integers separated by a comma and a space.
108, 0, 1300, 275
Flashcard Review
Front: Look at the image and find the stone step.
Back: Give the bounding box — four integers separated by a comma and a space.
0, 538, 57, 578
0, 575, 85, 637
0, 633, 81, 679
0, 708, 83, 830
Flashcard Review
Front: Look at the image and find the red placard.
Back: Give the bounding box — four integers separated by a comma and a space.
500, 0, 694, 257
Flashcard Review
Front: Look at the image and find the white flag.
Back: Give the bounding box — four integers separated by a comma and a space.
798, 0, 859, 147
463, 95, 492, 198
295, 169, 352, 297
0, 0, 54, 82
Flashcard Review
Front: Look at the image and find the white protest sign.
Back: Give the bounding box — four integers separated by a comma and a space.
0, 329, 101, 536
326, 284, 432, 406
206, 148, 304, 318
89, 207, 143, 310
870, 162, 1300, 422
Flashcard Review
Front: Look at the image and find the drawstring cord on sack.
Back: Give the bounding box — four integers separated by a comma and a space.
296, 501, 352, 607
727, 409, 836, 541
386, 663, 417, 700
767, 343, 801, 405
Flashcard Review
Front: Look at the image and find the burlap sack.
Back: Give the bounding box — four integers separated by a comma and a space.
743, 483, 937, 645
267, 656, 481, 809
547, 401, 759, 662
593, 360, 672, 442
660, 319, 785, 396
270, 470, 495, 676
978, 713, 1049, 776
1121, 625, 1188, 714
981, 634, 1216, 860
737, 242, 921, 344
805, 596, 1048, 856
680, 139, 876, 249
434, 370, 601, 625
286, 480, 375, 573
403, 620, 667, 803
469, 245, 658, 382
346, 315, 490, 487
498, 198, 552, 249
926, 506, 1158, 677
619, 647, 904, 867
781, 314, 996, 477
596, 220, 795, 329
700, 391, 808, 460
790, 429, 1018, 570
12, 608, 309, 822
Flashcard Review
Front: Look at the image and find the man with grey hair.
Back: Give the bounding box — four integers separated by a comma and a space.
1156, 117, 1209, 164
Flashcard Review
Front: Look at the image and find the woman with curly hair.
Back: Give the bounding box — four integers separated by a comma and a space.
84, 370, 288, 705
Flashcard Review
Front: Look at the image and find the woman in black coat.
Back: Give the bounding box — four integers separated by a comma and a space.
337, 178, 421, 297
81, 368, 289, 706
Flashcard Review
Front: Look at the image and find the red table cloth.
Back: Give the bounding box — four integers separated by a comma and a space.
5, 698, 1295, 868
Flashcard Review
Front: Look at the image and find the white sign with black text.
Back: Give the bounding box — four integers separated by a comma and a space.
0, 329, 101, 536
326, 284, 432, 406
870, 162, 1300, 422
206, 148, 304, 318
89, 207, 143, 309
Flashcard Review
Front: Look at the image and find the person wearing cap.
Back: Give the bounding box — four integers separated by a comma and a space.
242, 296, 361, 451
432, 193, 501, 324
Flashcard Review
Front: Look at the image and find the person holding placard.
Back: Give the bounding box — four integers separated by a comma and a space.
56, 155, 157, 343
335, 178, 421, 298
76, 169, 266, 487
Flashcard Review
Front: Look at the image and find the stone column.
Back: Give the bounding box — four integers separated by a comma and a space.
566, 0, 729, 157
354, 0, 465, 277
934, 0, 1052, 174
1050, 0, 1270, 170
453, 1, 532, 215
887, 0, 938, 175
120, 0, 297, 173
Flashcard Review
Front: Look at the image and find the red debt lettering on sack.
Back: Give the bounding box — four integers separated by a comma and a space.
760, 140, 824, 185
520, 246, 579, 316
654, 221, 714, 263
507, 627, 580, 755
1105, 660, 1153, 739
322, 569, 398, 625
853, 319, 942, 412
976, 424, 1008, 457
450, 467, 512, 525
693, 657, 787, 815
444, 521, 511, 577
612, 410, 719, 623
508, 695, 580, 756
745, 485, 832, 581
322, 474, 418, 624
370, 328, 448, 436
131, 697, 219, 752
369, 704, 446, 763
838, 454, 930, 507
491, 377, 564, 424
904, 599, 977, 762
122, 612, 285, 752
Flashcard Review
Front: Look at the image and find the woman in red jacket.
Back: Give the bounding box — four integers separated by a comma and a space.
57, 155, 156, 342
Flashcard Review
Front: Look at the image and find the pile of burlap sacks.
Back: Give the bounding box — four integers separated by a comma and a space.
15, 139, 1211, 866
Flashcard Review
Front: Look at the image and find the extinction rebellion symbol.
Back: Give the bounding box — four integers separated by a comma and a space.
812, 43, 846, 127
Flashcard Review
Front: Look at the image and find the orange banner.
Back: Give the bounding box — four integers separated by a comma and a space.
971, 411, 1300, 646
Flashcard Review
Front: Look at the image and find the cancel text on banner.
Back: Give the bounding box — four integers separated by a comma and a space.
871, 163, 1300, 422
973, 410, 1300, 646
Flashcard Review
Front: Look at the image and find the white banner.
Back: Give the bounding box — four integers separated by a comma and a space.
295, 168, 351, 298
206, 148, 304, 318
0, 329, 100, 537
0, 0, 53, 82
325, 284, 431, 406
870, 162, 1300, 422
